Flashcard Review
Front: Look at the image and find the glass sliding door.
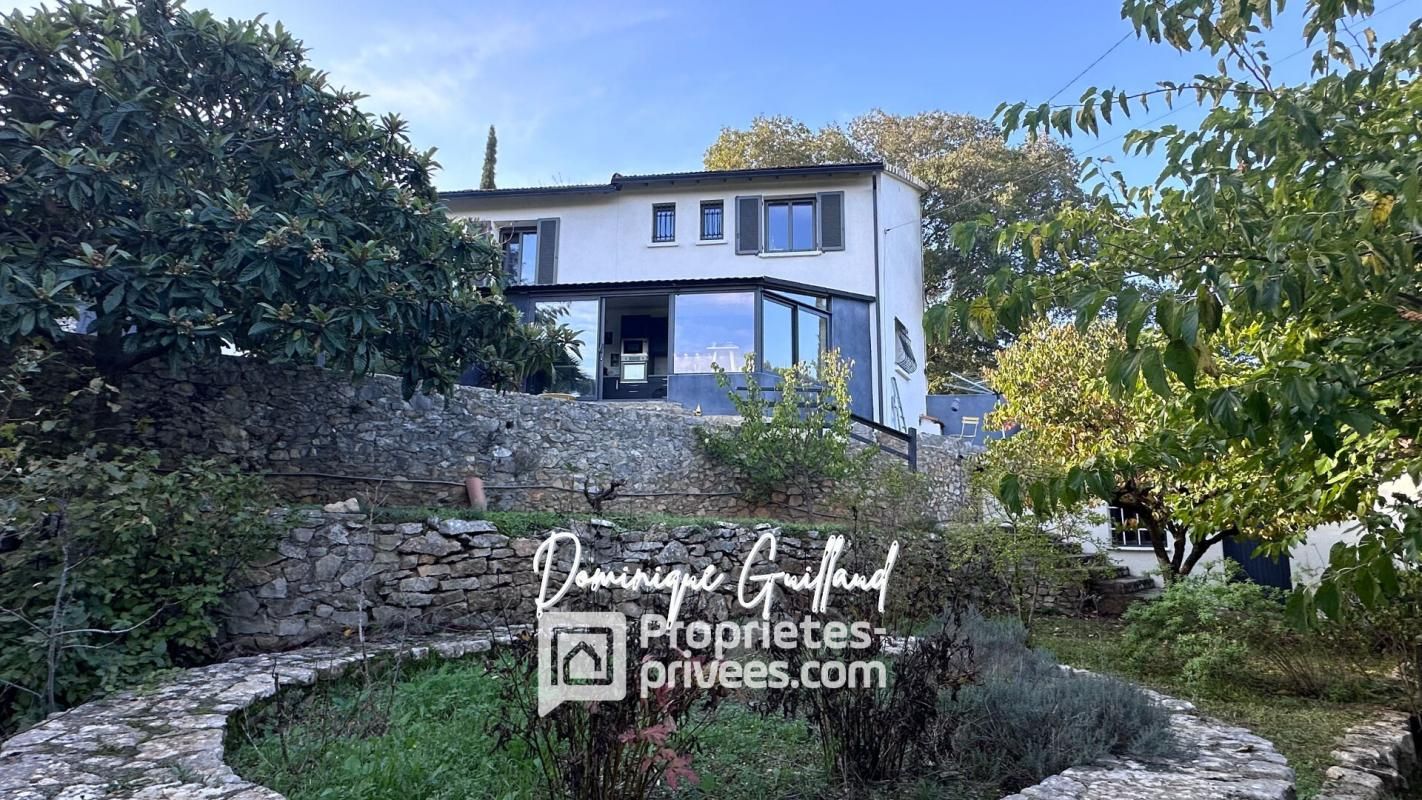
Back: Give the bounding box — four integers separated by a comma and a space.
672, 292, 755, 373
533, 299, 599, 397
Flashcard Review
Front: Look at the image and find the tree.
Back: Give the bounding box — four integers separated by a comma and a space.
0, 0, 550, 396
480, 125, 497, 190
959, 0, 1420, 622
981, 322, 1335, 578
704, 111, 1082, 384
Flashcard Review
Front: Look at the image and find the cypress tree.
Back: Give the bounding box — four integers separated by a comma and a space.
479, 125, 497, 189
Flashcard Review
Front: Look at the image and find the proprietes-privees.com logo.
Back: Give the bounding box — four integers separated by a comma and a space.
535, 530, 898, 715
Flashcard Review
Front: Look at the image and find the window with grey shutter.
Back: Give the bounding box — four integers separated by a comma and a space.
535, 218, 558, 284
735, 196, 761, 255
817, 191, 845, 251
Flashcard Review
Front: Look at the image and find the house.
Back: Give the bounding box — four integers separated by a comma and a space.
440, 162, 929, 430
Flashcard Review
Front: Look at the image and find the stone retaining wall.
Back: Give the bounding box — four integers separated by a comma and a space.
1316, 710, 1418, 800
227, 511, 902, 651
54, 350, 974, 522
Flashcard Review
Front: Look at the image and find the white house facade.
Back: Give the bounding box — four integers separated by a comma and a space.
442, 162, 929, 430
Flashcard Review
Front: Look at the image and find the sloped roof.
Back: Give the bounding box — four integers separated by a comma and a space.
441, 161, 925, 201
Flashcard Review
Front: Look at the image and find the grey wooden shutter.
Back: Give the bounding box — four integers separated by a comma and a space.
735, 196, 761, 254
535, 218, 558, 284
817, 191, 845, 251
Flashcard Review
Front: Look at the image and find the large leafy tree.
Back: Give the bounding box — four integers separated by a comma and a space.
0, 0, 549, 395
704, 111, 1082, 385
960, 0, 1420, 617
983, 322, 1335, 577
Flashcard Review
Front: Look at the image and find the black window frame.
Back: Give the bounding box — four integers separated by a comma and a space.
763, 197, 818, 253
759, 290, 830, 374
699, 200, 724, 241
1109, 506, 1155, 549
652, 203, 676, 243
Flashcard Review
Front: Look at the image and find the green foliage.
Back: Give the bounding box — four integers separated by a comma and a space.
0, 0, 558, 396
703, 110, 1082, 381
697, 351, 873, 505
953, 0, 1421, 630
982, 322, 1332, 577
945, 518, 1092, 634
1120, 567, 1373, 700
0, 448, 279, 733
937, 616, 1176, 793
479, 125, 497, 190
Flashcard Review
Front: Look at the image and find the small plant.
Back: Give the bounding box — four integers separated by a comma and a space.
945, 516, 1093, 637
935, 615, 1176, 793
487, 618, 723, 800
697, 351, 873, 509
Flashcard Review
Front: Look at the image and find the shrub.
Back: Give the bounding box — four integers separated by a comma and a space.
936, 615, 1176, 793
487, 617, 722, 800
0, 448, 279, 734
1121, 565, 1367, 699
945, 517, 1092, 636
697, 351, 873, 507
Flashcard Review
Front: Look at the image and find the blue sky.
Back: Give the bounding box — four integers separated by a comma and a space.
5, 0, 1419, 191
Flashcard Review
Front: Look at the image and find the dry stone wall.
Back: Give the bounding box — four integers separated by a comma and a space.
227, 511, 891, 651
84, 353, 973, 522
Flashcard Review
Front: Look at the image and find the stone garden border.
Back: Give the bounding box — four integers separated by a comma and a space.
1002, 672, 1295, 800
0, 636, 1300, 800
0, 631, 515, 800
1315, 709, 1418, 800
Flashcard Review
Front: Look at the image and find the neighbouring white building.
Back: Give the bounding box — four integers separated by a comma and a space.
441, 162, 929, 431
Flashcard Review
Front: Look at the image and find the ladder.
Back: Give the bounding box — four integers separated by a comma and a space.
889, 376, 907, 432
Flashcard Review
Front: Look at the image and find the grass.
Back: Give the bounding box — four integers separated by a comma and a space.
229, 657, 825, 800
1033, 616, 1391, 800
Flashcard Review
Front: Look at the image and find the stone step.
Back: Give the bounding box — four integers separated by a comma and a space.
1090, 575, 1157, 595
1096, 587, 1162, 616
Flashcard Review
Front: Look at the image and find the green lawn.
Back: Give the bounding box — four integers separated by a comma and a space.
1033, 616, 1389, 800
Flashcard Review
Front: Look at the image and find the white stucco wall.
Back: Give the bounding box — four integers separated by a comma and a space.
444, 175, 881, 298
875, 171, 928, 429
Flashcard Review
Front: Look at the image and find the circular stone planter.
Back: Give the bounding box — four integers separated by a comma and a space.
0, 631, 512, 800
0, 639, 1296, 800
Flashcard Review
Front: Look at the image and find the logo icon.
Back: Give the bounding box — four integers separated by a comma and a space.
538, 611, 626, 715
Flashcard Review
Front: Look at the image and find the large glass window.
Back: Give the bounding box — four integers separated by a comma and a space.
766, 198, 816, 252
534, 300, 598, 396
760, 292, 828, 376
673, 292, 755, 373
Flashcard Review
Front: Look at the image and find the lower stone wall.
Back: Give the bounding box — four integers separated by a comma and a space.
227, 511, 900, 650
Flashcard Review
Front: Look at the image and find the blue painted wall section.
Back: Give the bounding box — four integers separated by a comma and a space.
829, 297, 875, 419
925, 393, 1011, 447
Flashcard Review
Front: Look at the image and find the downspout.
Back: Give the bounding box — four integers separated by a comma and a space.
872, 173, 886, 422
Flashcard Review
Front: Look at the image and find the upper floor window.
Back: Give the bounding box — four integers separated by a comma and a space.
501, 225, 539, 284
894, 318, 918, 374
700, 201, 724, 240
499, 218, 558, 284
765, 198, 816, 252
652, 203, 676, 243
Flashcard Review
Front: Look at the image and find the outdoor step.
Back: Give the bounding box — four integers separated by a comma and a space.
1090, 575, 1157, 595
1067, 553, 1132, 579
1096, 587, 1162, 616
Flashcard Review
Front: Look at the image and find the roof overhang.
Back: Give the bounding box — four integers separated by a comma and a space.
501, 276, 876, 304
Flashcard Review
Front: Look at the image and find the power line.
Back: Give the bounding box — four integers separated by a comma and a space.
1046, 32, 1134, 104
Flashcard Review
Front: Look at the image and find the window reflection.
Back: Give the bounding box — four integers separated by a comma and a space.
534, 300, 598, 396
798, 310, 827, 378
761, 299, 794, 371
673, 292, 755, 372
